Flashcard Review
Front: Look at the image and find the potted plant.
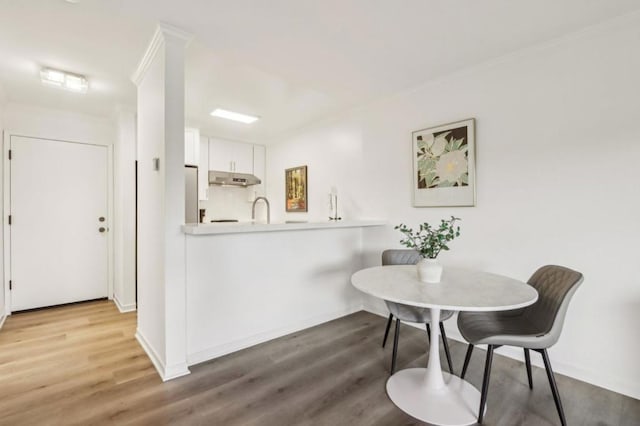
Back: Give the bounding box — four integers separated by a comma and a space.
395, 216, 461, 283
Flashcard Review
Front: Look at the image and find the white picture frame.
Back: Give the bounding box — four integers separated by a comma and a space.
412, 118, 476, 207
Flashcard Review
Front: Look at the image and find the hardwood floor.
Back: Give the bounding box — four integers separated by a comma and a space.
0, 300, 637, 425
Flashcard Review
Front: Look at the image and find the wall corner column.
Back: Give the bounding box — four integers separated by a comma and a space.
131, 22, 192, 381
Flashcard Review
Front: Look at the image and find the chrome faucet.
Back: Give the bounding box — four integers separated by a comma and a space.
251, 196, 270, 224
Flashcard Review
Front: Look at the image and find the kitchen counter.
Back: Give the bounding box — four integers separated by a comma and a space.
182, 219, 386, 235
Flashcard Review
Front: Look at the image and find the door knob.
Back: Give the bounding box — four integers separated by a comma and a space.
99, 227, 106, 233
99, 217, 105, 222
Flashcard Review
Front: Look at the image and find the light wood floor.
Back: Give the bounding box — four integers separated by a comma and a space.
0, 300, 637, 425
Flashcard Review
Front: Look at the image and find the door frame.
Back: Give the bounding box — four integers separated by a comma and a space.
2, 131, 114, 315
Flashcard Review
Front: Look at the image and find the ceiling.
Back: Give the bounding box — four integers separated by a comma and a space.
1, 0, 639, 143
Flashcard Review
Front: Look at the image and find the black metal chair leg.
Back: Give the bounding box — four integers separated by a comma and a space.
423, 323, 431, 368
390, 319, 401, 375
478, 345, 494, 424
540, 349, 567, 426
439, 322, 454, 374
382, 314, 394, 348
524, 348, 533, 389
460, 344, 474, 379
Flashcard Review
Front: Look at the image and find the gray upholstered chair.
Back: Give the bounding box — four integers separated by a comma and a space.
457, 265, 583, 425
381, 249, 455, 375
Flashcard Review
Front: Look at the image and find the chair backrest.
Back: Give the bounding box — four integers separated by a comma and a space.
381, 249, 435, 320
523, 265, 584, 346
382, 249, 420, 266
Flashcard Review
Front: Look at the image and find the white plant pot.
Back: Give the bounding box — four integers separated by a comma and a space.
417, 258, 443, 283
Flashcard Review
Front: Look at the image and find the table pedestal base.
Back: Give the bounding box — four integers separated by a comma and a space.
386, 368, 482, 426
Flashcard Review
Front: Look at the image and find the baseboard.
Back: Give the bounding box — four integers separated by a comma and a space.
163, 361, 191, 381
187, 303, 363, 366
362, 306, 640, 400
441, 323, 640, 400
113, 295, 136, 313
135, 329, 190, 382
492, 343, 640, 401
362, 296, 387, 317
0, 314, 6, 330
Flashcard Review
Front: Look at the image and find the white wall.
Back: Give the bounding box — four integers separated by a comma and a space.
266, 15, 640, 399
162, 33, 189, 379
136, 46, 168, 373
199, 186, 254, 222
133, 23, 190, 381
114, 108, 137, 312
0, 84, 6, 324
3, 103, 114, 145
266, 119, 367, 223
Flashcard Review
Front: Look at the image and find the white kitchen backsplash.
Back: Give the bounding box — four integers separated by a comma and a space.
199, 185, 266, 223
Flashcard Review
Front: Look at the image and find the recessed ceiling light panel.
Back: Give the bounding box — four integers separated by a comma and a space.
40, 67, 89, 93
210, 108, 259, 124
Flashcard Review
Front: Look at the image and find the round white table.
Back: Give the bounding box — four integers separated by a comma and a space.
351, 265, 538, 426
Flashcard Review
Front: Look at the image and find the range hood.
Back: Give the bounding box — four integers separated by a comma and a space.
208, 170, 261, 187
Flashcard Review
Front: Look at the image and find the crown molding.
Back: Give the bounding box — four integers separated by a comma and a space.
157, 21, 193, 45
131, 22, 193, 86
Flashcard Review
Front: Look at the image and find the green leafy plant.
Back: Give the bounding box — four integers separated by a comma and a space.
395, 216, 461, 259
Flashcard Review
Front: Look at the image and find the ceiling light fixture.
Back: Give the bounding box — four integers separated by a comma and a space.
210, 108, 259, 124
40, 67, 89, 93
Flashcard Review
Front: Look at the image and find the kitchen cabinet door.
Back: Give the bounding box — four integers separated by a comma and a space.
208, 138, 235, 172
185, 128, 200, 166
233, 142, 254, 174
208, 138, 255, 174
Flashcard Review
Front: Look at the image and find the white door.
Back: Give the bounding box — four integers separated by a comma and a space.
10, 136, 109, 311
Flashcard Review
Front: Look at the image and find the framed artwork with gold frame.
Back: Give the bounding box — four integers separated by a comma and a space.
285, 165, 308, 212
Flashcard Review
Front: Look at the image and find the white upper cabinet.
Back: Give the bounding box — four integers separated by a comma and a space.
185, 128, 200, 166
208, 138, 254, 174
208, 138, 235, 172
233, 143, 254, 174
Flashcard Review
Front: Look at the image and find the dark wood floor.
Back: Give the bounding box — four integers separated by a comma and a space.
0, 300, 638, 425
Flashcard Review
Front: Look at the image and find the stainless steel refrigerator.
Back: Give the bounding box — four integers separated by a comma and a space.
185, 165, 199, 224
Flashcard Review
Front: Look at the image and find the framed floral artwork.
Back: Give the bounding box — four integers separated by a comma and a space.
412, 118, 476, 207
285, 165, 308, 212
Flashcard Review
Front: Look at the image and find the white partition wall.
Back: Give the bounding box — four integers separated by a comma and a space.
185, 227, 366, 365
0, 85, 5, 325
132, 23, 192, 381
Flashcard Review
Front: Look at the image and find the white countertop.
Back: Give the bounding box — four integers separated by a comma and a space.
351, 265, 538, 312
182, 219, 386, 235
